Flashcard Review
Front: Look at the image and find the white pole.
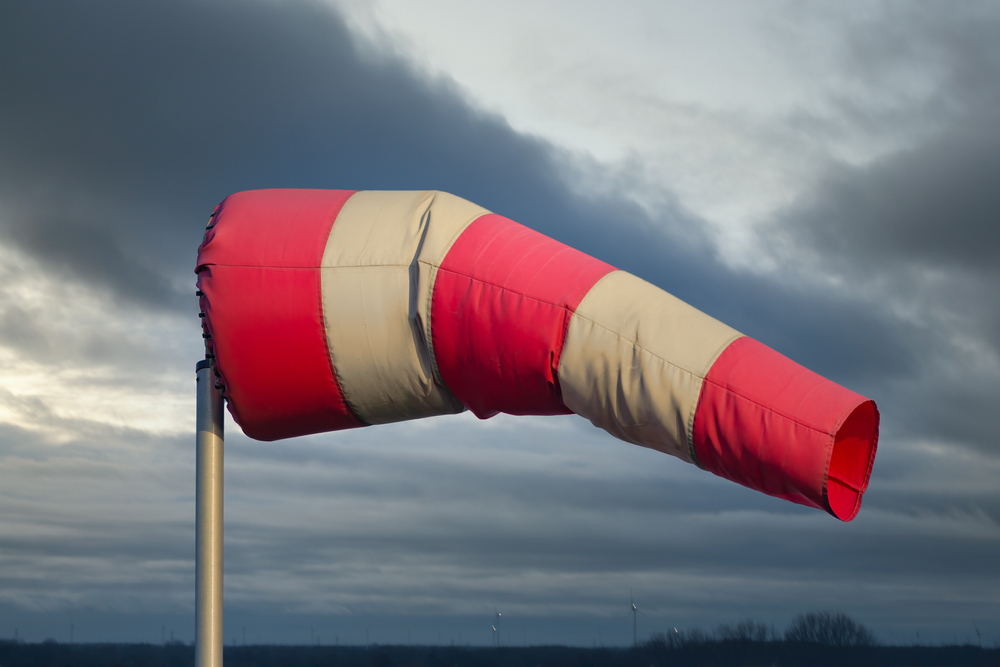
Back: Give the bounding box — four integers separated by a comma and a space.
196, 359, 224, 667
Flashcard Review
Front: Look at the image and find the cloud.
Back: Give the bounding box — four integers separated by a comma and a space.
0, 0, 922, 391
777, 131, 1000, 274
763, 6, 1000, 454
0, 0, 997, 645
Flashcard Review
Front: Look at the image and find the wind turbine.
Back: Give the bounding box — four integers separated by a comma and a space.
630, 590, 645, 648
494, 607, 502, 648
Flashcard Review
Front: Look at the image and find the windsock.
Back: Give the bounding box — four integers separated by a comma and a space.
196, 190, 878, 521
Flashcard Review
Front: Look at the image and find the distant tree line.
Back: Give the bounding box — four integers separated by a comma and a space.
0, 612, 996, 667
648, 610, 878, 648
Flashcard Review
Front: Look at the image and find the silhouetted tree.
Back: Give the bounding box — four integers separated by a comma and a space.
785, 611, 877, 646
715, 619, 779, 642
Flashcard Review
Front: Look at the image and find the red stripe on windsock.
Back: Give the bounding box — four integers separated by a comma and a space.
432, 214, 615, 418
692, 337, 878, 521
196, 189, 364, 440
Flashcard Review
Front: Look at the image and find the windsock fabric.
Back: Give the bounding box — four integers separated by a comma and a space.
196, 189, 878, 521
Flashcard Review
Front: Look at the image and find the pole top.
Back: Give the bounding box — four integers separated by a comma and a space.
196, 359, 211, 372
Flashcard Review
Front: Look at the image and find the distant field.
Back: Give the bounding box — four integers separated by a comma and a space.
1, 641, 998, 667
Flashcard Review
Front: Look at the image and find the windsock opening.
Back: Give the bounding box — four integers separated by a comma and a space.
827, 400, 878, 521
692, 336, 879, 522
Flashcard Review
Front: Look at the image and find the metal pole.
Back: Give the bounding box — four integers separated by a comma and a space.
196, 359, 224, 667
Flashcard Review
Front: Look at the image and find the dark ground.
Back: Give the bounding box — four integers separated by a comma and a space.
1, 641, 997, 667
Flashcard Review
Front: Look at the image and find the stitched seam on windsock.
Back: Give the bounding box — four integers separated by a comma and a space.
685, 333, 744, 469
565, 310, 727, 379
422, 211, 492, 387
430, 264, 607, 414
424, 263, 444, 385
558, 270, 741, 463
317, 192, 369, 426
318, 190, 491, 420
555, 266, 615, 384
698, 387, 837, 506
433, 267, 600, 313
699, 375, 848, 437
562, 315, 721, 460
685, 377, 709, 470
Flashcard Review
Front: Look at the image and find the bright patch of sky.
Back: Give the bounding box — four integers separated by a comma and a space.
330, 0, 947, 266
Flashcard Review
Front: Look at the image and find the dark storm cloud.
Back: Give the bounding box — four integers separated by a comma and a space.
766, 6, 1000, 452
777, 131, 1000, 273
791, 3, 1000, 274
5, 216, 183, 310
1, 0, 611, 308
0, 0, 925, 394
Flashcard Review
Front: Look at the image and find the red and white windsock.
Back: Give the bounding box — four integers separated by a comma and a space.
196, 189, 878, 520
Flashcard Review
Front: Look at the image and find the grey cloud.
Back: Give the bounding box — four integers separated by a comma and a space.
763, 6, 1000, 456
768, 3, 1000, 273
0, 0, 998, 646
778, 132, 1000, 273
0, 400, 997, 644
0, 304, 63, 362
0, 0, 706, 312
797, 3, 1000, 274
768, 139, 1000, 453
5, 215, 184, 310
0, 293, 192, 374
0, 0, 923, 396
221, 418, 1000, 580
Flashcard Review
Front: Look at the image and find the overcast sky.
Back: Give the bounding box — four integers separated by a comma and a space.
0, 0, 997, 647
